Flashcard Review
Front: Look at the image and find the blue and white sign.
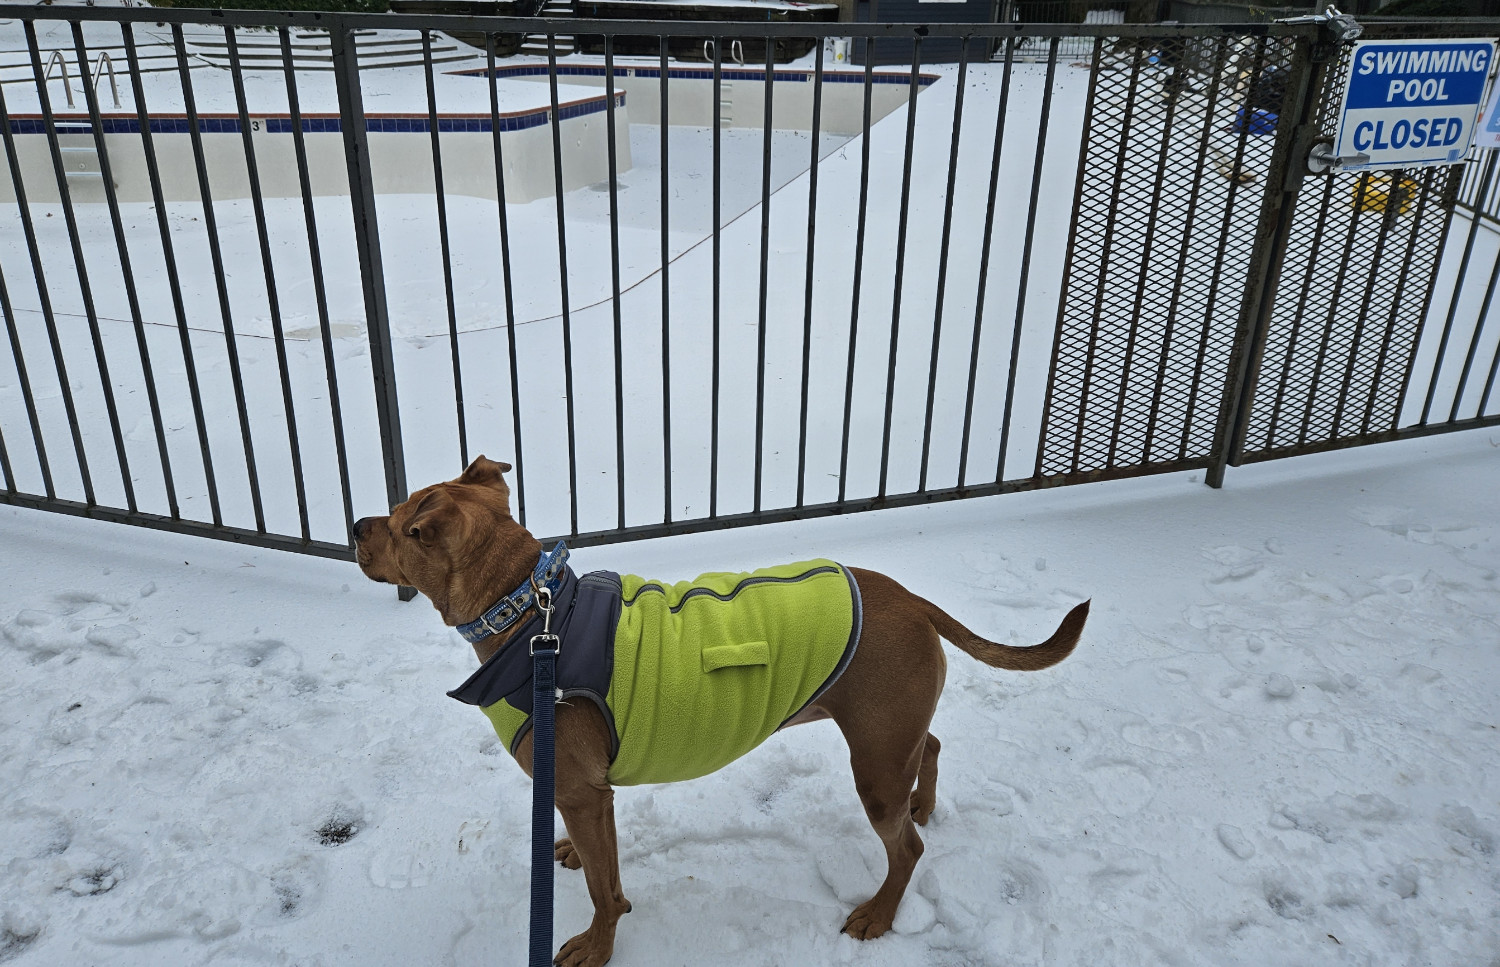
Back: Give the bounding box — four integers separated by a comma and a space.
1334, 39, 1496, 171
1477, 73, 1500, 149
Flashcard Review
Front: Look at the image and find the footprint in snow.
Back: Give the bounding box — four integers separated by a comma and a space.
1202, 544, 1264, 584
315, 804, 364, 847
368, 852, 433, 890
1083, 762, 1155, 817
1120, 722, 1205, 757
1437, 804, 1495, 857
1216, 824, 1255, 859
1263, 882, 1314, 921
268, 862, 321, 919
1286, 718, 1349, 752
52, 590, 129, 616
84, 624, 141, 655
64, 866, 121, 897
0, 923, 41, 963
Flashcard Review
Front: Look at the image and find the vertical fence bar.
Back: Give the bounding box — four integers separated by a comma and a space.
422, 29, 468, 468
1261, 178, 1334, 451
917, 36, 967, 492
0, 253, 50, 497
545, 34, 579, 536
25, 20, 129, 509
605, 36, 626, 530
1478, 326, 1500, 416
0, 419, 12, 493
1143, 37, 1227, 462
753, 37, 775, 513
1365, 169, 1434, 434
0, 89, 58, 500
172, 22, 265, 530
1422, 151, 1495, 424
331, 23, 410, 578
485, 32, 526, 526
72, 21, 176, 517
959, 36, 1013, 487
710, 35, 723, 518
1212, 33, 1318, 484
1392, 169, 1458, 427
1331, 172, 1404, 438
1107, 37, 1185, 469
1068, 41, 1145, 475
997, 38, 1060, 482
280, 25, 354, 542
837, 36, 876, 504
1297, 177, 1373, 446
1445, 240, 1500, 423
1187, 36, 1271, 462
658, 35, 673, 524
876, 36, 923, 499
795, 39, 825, 508
1034, 35, 1106, 481
122, 22, 220, 524
226, 27, 310, 541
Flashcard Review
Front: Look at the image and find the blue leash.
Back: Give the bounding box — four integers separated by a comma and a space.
529, 585, 560, 967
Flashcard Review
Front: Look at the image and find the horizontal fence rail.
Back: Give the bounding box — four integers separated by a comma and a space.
1, 5, 1498, 565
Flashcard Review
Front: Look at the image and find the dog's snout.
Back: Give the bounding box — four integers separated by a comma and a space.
353, 517, 374, 542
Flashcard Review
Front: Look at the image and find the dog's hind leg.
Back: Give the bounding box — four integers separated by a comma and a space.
910, 732, 940, 826
554, 836, 582, 870
840, 727, 929, 940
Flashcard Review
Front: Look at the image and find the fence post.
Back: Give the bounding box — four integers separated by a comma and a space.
331, 23, 413, 599
1205, 17, 1357, 488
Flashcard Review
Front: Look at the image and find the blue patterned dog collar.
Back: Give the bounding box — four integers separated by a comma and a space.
456, 542, 570, 645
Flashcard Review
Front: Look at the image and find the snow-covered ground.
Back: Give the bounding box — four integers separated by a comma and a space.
4, 5, 1500, 964
2, 428, 1498, 966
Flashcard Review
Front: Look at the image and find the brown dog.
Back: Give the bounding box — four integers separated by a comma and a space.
353, 456, 1088, 967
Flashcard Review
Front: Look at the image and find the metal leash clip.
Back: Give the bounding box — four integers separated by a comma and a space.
529, 581, 560, 657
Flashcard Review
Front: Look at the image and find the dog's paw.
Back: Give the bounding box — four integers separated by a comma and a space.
554, 929, 613, 967
554, 838, 582, 870
842, 901, 895, 941
909, 792, 935, 827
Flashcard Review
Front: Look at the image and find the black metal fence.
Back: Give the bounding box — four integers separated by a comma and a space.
1, 6, 1498, 566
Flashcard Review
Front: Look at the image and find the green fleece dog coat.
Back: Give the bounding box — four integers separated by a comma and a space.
447, 559, 863, 786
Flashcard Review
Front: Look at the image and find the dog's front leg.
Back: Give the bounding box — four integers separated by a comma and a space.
553, 779, 630, 967
519, 704, 631, 967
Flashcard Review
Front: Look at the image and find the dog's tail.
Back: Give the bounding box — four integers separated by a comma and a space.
922, 598, 1089, 671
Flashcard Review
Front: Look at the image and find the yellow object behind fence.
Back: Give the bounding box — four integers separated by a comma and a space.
1352, 175, 1421, 215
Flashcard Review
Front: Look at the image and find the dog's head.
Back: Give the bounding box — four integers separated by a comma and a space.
353, 456, 539, 625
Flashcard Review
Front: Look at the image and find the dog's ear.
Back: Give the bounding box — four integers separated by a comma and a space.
458, 455, 514, 515
459, 455, 513, 489
405, 488, 457, 548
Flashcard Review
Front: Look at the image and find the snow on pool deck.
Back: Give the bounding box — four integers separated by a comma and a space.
1, 429, 1497, 966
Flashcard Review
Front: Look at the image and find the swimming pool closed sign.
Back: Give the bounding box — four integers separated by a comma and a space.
1333, 39, 1496, 172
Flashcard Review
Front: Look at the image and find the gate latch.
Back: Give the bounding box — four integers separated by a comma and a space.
1307, 140, 1370, 175
1279, 4, 1363, 61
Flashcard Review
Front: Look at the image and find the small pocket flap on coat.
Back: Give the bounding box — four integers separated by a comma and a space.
701, 640, 770, 672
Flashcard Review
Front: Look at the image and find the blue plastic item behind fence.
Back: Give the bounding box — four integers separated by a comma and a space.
1234, 108, 1278, 135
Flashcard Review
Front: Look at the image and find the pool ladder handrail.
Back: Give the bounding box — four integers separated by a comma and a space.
43, 49, 123, 110
702, 39, 745, 66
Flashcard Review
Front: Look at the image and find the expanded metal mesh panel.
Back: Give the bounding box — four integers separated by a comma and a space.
1038, 34, 1294, 478
1242, 44, 1457, 455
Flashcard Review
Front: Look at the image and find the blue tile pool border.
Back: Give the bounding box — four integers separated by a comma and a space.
5, 91, 626, 137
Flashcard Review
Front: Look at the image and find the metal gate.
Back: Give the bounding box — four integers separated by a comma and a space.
1040, 14, 1500, 488
1231, 21, 1480, 467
